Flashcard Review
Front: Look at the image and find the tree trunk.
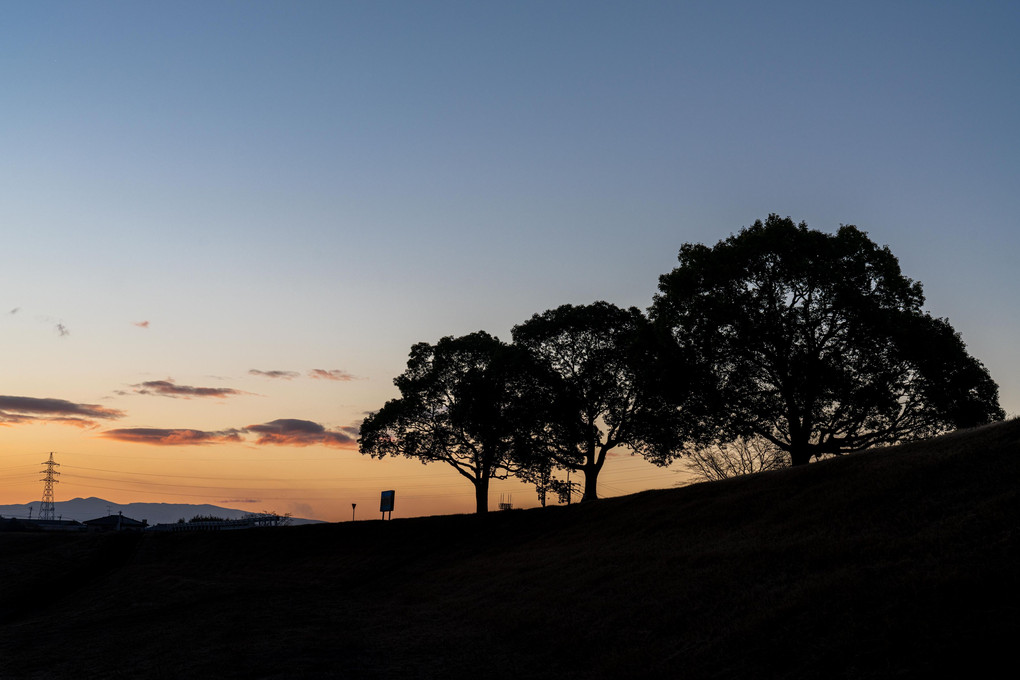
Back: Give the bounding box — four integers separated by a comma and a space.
581, 466, 599, 502
789, 444, 812, 467
474, 479, 489, 514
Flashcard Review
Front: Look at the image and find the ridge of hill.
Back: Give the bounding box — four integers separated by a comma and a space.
1, 419, 1017, 679
0, 497, 322, 525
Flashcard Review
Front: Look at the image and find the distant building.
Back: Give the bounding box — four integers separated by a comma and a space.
0, 517, 84, 532
83, 512, 148, 532
148, 513, 289, 532
0, 517, 33, 532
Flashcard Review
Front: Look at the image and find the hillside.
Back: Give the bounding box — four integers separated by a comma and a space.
1, 420, 1017, 679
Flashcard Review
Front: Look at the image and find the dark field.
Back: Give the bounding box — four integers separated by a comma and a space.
2, 420, 1018, 679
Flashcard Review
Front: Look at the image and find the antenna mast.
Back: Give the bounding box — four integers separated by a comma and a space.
39, 452, 60, 520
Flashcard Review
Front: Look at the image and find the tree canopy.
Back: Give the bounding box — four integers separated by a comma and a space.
650, 214, 1004, 466
358, 331, 545, 514
511, 301, 683, 501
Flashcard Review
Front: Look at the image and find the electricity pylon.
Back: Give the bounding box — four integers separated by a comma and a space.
39, 452, 60, 521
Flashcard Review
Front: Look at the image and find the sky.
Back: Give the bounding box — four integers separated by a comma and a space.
2, 1, 1018, 522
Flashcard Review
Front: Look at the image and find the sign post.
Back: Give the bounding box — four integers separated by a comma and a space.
380, 490, 395, 520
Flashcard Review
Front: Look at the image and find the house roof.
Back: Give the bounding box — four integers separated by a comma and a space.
83, 514, 147, 527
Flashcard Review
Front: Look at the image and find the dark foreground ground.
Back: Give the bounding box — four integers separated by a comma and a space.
2, 420, 1018, 679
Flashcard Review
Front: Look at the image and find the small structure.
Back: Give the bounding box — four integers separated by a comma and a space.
147, 513, 288, 532
0, 517, 84, 532
83, 511, 148, 532
380, 490, 395, 520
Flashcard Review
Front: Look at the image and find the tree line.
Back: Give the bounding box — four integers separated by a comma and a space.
359, 215, 1004, 513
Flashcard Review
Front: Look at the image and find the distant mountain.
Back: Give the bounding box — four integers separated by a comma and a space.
0, 497, 323, 526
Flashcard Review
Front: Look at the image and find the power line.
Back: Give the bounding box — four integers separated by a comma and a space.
59, 463, 466, 483
0, 463, 39, 472
61, 481, 345, 501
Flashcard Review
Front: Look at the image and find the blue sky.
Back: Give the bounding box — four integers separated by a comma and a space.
2, 1, 1017, 519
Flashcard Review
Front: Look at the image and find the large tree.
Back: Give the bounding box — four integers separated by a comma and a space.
358, 331, 543, 514
651, 214, 1004, 466
511, 301, 682, 502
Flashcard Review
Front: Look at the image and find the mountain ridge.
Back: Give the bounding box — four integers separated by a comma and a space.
0, 496, 322, 525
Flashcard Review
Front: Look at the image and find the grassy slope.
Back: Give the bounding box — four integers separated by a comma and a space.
1, 420, 1017, 679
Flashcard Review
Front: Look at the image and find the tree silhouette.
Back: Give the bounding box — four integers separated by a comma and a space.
651, 215, 1004, 466
682, 437, 790, 482
512, 302, 682, 501
358, 332, 544, 514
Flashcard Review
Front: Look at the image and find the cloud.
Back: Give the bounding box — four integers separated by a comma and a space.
133, 320, 150, 328
100, 428, 243, 446
100, 419, 359, 448
56, 323, 70, 337
249, 369, 300, 380
220, 498, 260, 504
132, 378, 246, 399
308, 369, 355, 381
9, 307, 19, 315
0, 395, 125, 428
251, 368, 356, 381
244, 419, 358, 449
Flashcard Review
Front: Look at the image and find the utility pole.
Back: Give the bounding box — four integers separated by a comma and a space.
39, 452, 60, 521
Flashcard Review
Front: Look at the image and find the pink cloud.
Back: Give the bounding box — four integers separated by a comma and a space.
132, 379, 246, 399
249, 369, 300, 380
133, 320, 150, 328
100, 428, 243, 446
244, 419, 358, 449
308, 369, 355, 381
0, 395, 124, 429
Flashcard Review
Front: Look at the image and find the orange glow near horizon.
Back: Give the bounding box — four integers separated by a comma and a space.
1, 423, 688, 522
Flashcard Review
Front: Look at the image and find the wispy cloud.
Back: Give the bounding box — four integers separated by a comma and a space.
308, 369, 355, 381
0, 395, 125, 428
245, 419, 358, 448
132, 379, 246, 399
55, 323, 70, 337
249, 369, 300, 380
9, 307, 19, 315
100, 428, 243, 446
133, 320, 150, 328
220, 498, 260, 504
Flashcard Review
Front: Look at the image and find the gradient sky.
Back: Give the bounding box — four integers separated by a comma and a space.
2, 1, 1018, 521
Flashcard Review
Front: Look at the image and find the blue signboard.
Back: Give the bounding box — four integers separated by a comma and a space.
380, 489, 395, 513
